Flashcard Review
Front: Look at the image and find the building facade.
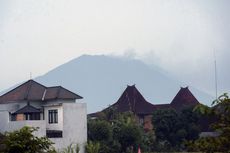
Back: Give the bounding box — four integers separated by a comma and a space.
0, 80, 87, 152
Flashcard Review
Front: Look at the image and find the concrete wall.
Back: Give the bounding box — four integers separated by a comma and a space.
44, 105, 63, 131
0, 111, 10, 132
51, 103, 87, 153
0, 111, 46, 137
8, 120, 46, 137
0, 100, 87, 153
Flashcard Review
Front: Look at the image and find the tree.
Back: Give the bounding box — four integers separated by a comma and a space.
88, 111, 144, 153
112, 112, 142, 152
152, 107, 201, 151
0, 133, 6, 152
85, 141, 100, 153
1, 126, 55, 153
152, 109, 180, 147
186, 93, 230, 152
88, 120, 112, 142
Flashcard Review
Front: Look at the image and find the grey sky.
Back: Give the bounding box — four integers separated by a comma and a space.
0, 0, 229, 96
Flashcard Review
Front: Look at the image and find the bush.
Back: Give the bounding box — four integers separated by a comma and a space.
1, 126, 55, 153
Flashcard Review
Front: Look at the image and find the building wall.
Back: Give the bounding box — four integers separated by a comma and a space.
51, 103, 87, 153
144, 115, 153, 131
0, 101, 87, 153
0, 111, 46, 137
0, 111, 10, 132
8, 120, 46, 137
44, 105, 63, 131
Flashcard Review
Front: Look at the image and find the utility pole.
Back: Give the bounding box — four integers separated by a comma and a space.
214, 50, 218, 100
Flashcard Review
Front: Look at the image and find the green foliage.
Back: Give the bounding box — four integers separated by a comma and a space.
140, 131, 155, 152
186, 93, 230, 152
152, 107, 201, 151
0, 133, 6, 152
88, 111, 145, 153
1, 126, 55, 153
59, 143, 80, 153
85, 141, 100, 153
152, 109, 179, 144
88, 120, 112, 142
117, 123, 142, 152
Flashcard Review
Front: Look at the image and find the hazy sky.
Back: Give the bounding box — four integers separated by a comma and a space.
0, 0, 229, 96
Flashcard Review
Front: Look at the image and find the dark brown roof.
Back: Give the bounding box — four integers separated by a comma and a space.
44, 86, 83, 100
170, 87, 199, 109
0, 80, 82, 103
13, 104, 41, 114
155, 104, 171, 109
89, 86, 200, 116
111, 85, 156, 115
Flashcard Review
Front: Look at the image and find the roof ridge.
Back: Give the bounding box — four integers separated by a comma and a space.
47, 86, 61, 88
24, 80, 33, 100
56, 86, 62, 99
59, 86, 83, 99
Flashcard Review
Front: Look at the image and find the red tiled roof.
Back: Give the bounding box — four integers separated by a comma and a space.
0, 80, 82, 103
111, 85, 156, 115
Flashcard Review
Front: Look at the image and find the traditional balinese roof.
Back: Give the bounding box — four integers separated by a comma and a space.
170, 87, 199, 108
110, 85, 155, 115
89, 85, 200, 117
154, 104, 171, 109
0, 80, 83, 103
13, 104, 41, 114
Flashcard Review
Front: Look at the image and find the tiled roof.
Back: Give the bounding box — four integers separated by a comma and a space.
111, 85, 156, 115
170, 87, 199, 108
155, 104, 171, 109
0, 80, 83, 103
13, 104, 41, 114
89, 86, 200, 116
44, 86, 83, 100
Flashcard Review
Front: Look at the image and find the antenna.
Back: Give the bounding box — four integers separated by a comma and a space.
214, 49, 218, 100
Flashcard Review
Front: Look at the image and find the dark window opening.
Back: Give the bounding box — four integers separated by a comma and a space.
25, 113, 40, 120
48, 109, 58, 124
11, 114, 16, 121
46, 130, 62, 138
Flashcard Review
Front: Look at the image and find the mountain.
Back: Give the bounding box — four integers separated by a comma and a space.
32, 54, 213, 113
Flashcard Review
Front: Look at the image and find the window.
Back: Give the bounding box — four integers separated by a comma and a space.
11, 113, 16, 121
46, 130, 63, 138
48, 109, 58, 124
25, 113, 40, 120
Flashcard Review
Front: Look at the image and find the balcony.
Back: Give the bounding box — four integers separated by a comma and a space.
8, 120, 46, 137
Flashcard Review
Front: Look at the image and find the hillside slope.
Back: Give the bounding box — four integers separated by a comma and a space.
34, 55, 213, 113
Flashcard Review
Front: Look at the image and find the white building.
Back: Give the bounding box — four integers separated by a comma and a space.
0, 80, 87, 152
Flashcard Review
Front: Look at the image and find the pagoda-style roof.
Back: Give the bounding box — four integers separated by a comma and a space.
89, 85, 200, 117
170, 87, 199, 108
13, 104, 41, 114
110, 85, 155, 115
0, 80, 83, 103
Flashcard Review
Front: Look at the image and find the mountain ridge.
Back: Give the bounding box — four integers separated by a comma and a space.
0, 54, 214, 113
36, 54, 213, 113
